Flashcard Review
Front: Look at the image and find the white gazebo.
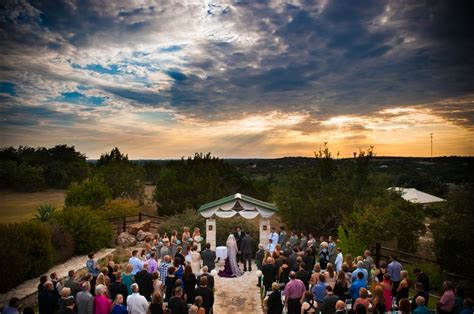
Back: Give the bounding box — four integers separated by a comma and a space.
197, 193, 277, 249
388, 187, 446, 205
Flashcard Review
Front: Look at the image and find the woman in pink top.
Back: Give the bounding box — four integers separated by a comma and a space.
380, 273, 392, 310
94, 284, 112, 314
353, 288, 372, 312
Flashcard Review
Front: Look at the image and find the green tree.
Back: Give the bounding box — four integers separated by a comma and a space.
53, 206, 112, 255
153, 153, 268, 215
431, 186, 474, 273
102, 198, 140, 218
65, 176, 112, 209
96, 148, 145, 201
10, 163, 46, 192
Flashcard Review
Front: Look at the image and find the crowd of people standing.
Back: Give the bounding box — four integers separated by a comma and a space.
259, 228, 472, 314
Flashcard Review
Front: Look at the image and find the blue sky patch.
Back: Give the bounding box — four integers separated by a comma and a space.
72, 63, 119, 75
160, 45, 183, 53
166, 70, 187, 81
56, 91, 106, 106
0, 82, 16, 95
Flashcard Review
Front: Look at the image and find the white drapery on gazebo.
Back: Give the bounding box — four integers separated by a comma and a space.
198, 193, 277, 249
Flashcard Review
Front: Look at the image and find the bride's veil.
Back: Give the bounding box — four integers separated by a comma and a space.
226, 234, 238, 254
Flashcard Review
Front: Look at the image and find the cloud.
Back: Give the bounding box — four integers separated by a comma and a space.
0, 0, 473, 157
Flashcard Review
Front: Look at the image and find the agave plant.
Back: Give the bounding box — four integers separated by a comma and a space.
33, 204, 56, 222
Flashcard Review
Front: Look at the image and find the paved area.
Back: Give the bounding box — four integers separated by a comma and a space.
0, 248, 116, 308
213, 261, 264, 314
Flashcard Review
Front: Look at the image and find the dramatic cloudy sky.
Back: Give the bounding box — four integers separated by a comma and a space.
0, 0, 473, 158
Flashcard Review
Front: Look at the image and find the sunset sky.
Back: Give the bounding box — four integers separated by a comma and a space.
0, 0, 473, 159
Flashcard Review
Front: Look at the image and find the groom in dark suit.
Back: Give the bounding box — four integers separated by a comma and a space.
233, 226, 243, 262
240, 232, 254, 272
200, 243, 216, 271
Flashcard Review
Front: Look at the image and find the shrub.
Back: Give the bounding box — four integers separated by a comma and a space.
65, 176, 112, 210
49, 222, 75, 263
0, 222, 54, 293
54, 206, 113, 255
102, 198, 140, 218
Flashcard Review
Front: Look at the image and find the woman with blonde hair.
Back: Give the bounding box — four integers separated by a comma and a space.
324, 263, 337, 288
121, 264, 134, 295
181, 227, 191, 254
310, 263, 321, 286
189, 296, 205, 314
397, 270, 410, 301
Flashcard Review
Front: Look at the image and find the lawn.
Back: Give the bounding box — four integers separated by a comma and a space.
0, 189, 65, 224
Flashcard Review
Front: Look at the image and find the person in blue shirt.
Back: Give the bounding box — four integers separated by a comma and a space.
460, 298, 473, 314
312, 274, 328, 303
349, 272, 367, 300
352, 261, 368, 284
110, 294, 128, 314
129, 250, 143, 276
413, 296, 431, 314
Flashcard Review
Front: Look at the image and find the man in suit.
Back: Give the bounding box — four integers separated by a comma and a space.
240, 232, 254, 272
233, 226, 243, 262
200, 243, 217, 271
197, 266, 215, 291
195, 276, 214, 314
134, 263, 153, 301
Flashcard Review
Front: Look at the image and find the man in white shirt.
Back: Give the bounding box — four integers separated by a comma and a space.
335, 248, 343, 272
268, 227, 279, 252
126, 283, 149, 314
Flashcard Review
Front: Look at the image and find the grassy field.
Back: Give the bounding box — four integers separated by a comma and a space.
0, 189, 65, 224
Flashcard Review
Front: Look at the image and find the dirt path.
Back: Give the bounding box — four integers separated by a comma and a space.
213, 262, 263, 313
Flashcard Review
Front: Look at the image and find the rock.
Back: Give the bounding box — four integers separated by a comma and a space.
136, 230, 153, 242
116, 232, 137, 247
127, 220, 151, 235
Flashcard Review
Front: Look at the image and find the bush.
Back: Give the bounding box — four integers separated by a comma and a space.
65, 176, 112, 210
102, 198, 140, 218
0, 222, 54, 293
49, 222, 75, 263
54, 206, 113, 255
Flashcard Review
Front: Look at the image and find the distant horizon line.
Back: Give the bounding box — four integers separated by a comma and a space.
86, 155, 473, 161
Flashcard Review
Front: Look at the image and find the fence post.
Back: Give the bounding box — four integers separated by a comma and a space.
375, 242, 381, 267
139, 212, 142, 222
122, 217, 126, 232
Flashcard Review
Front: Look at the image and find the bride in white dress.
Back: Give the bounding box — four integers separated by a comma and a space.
218, 234, 243, 277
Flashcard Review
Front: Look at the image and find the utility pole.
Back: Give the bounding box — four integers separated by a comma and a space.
430, 133, 433, 161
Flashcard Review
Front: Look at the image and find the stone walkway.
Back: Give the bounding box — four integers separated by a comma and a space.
213, 262, 264, 313
0, 248, 116, 308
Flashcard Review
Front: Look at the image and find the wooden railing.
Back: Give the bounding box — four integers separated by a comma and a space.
105, 212, 163, 235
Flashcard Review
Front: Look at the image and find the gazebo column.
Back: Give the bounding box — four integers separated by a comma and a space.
259, 217, 270, 248
206, 218, 216, 250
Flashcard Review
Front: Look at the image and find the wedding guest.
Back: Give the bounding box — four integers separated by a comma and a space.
256, 244, 265, 270
127, 283, 149, 314
345, 254, 354, 272
310, 263, 321, 286
352, 261, 369, 284
38, 281, 58, 314
363, 250, 374, 277
414, 268, 430, 296
110, 294, 127, 314
397, 270, 410, 301
183, 264, 197, 304
372, 285, 387, 314
58, 297, 75, 314
349, 272, 367, 300
189, 296, 206, 314
190, 245, 202, 274
381, 273, 392, 311
164, 266, 177, 303
289, 231, 299, 249
147, 251, 158, 274
414, 296, 430, 314
412, 282, 429, 311
86, 252, 100, 294
266, 282, 284, 314
167, 287, 188, 314
334, 271, 349, 301
399, 298, 411, 314
76, 282, 94, 314
335, 300, 346, 314
296, 262, 311, 290
324, 263, 337, 288
38, 275, 48, 292
278, 226, 288, 250
353, 288, 370, 312
144, 238, 153, 255
328, 236, 337, 264
262, 257, 279, 293
387, 255, 402, 298
201, 243, 217, 271
2, 298, 20, 314
335, 248, 343, 272
300, 232, 308, 251
321, 286, 339, 314
460, 298, 473, 314
58, 287, 72, 312
149, 291, 165, 314
288, 247, 300, 272
304, 248, 316, 273
319, 242, 330, 270
195, 276, 214, 314
312, 274, 328, 303
129, 250, 143, 276
342, 263, 352, 288
269, 227, 279, 253
437, 281, 456, 314
109, 273, 128, 306
121, 264, 134, 295
376, 261, 388, 283
173, 258, 184, 282
301, 291, 318, 313
94, 285, 112, 314
158, 255, 172, 286
64, 270, 81, 297
197, 266, 215, 291
284, 271, 306, 314
135, 263, 153, 301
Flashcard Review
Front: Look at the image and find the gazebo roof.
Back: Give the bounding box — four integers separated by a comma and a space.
198, 193, 277, 219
